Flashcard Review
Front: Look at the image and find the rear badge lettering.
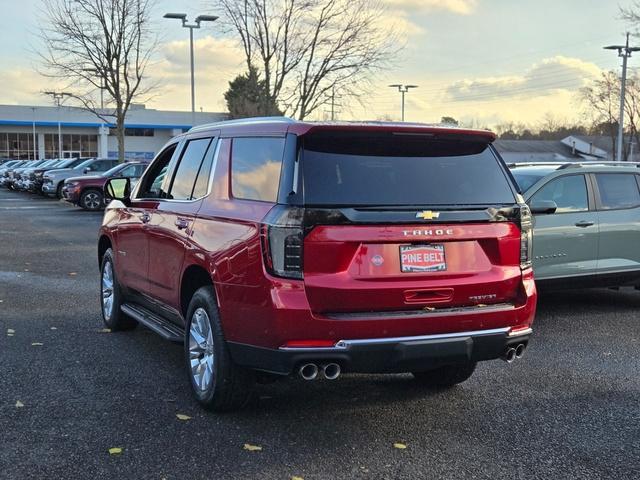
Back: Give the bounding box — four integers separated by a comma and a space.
403, 229, 454, 237
469, 294, 497, 302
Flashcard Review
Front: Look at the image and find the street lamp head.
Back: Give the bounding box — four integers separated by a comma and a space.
405, 85, 419, 89
603, 45, 624, 50
195, 15, 219, 23
164, 12, 187, 20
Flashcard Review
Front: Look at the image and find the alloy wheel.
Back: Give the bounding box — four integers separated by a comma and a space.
83, 192, 101, 210
188, 307, 215, 392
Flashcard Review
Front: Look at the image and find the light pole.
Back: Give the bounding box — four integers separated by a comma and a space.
604, 33, 640, 161
82, 68, 106, 109
44, 91, 72, 159
388, 84, 418, 122
164, 12, 218, 126
31, 107, 37, 160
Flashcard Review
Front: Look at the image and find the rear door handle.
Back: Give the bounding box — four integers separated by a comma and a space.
575, 220, 594, 228
175, 217, 191, 230
139, 213, 151, 224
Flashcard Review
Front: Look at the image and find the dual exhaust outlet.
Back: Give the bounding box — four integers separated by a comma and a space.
502, 343, 527, 363
298, 362, 341, 381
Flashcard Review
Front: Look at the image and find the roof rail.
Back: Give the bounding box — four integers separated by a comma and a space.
558, 161, 640, 169
507, 161, 640, 169
506, 162, 567, 168
188, 116, 296, 133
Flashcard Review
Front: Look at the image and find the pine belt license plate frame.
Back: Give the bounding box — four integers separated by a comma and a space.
399, 244, 447, 273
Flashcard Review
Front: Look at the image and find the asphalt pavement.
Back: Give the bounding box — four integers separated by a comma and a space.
1, 188, 639, 479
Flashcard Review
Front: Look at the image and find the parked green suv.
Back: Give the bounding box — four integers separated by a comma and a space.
510, 162, 640, 288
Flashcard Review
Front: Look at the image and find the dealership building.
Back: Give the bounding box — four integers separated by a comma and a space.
0, 104, 227, 161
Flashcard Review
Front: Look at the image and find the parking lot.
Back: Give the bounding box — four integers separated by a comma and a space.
1, 187, 639, 479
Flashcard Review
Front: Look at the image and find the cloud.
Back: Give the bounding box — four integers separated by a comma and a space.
384, 0, 478, 15
0, 68, 68, 106
445, 56, 602, 101
145, 35, 246, 112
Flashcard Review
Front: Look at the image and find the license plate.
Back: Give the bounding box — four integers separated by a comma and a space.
400, 244, 446, 273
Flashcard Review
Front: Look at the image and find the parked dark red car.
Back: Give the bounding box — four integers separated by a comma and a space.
62, 161, 148, 210
98, 117, 537, 411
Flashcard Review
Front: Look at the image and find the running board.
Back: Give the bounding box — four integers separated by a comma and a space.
121, 303, 184, 343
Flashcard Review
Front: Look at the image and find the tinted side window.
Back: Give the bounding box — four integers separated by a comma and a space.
168, 138, 212, 200
530, 175, 588, 213
192, 141, 218, 199
137, 144, 177, 199
595, 173, 640, 210
231, 137, 285, 202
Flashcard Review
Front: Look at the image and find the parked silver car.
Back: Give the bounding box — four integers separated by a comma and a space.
509, 161, 640, 288
42, 158, 118, 198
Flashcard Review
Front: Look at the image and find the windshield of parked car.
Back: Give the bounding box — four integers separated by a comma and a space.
301, 133, 516, 206
73, 159, 95, 170
510, 166, 559, 192
102, 163, 127, 177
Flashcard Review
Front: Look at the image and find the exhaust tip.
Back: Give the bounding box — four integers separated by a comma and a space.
515, 343, 526, 359
322, 363, 341, 380
298, 363, 319, 381
503, 348, 517, 363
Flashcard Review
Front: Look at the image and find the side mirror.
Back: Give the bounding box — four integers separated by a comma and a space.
530, 199, 557, 215
83, 167, 92, 174
104, 177, 131, 206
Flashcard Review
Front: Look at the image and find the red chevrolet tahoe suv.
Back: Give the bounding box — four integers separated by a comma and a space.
99, 117, 537, 411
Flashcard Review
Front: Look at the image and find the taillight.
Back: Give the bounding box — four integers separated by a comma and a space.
519, 204, 533, 269
261, 206, 305, 279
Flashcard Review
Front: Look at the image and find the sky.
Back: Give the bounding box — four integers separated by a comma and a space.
0, 0, 634, 128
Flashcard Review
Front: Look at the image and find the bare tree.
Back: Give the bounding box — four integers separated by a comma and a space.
215, 0, 399, 119
39, 0, 158, 160
580, 71, 627, 160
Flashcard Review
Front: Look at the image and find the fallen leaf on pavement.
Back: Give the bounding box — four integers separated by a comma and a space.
99, 328, 111, 333
50, 327, 57, 330
15, 400, 24, 408
108, 447, 123, 455
393, 443, 407, 449
68, 272, 77, 276
243, 443, 262, 452
176, 414, 191, 421
31, 342, 43, 346
291, 476, 304, 480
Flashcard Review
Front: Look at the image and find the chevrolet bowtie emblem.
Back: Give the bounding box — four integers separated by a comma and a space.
416, 210, 440, 220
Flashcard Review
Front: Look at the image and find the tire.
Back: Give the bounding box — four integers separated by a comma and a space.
412, 362, 477, 387
56, 182, 64, 199
80, 188, 104, 211
100, 248, 137, 330
185, 286, 255, 412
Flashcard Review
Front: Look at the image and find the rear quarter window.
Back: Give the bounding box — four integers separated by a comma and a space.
231, 137, 285, 202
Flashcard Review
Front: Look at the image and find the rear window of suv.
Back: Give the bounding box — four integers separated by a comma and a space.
300, 132, 516, 206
